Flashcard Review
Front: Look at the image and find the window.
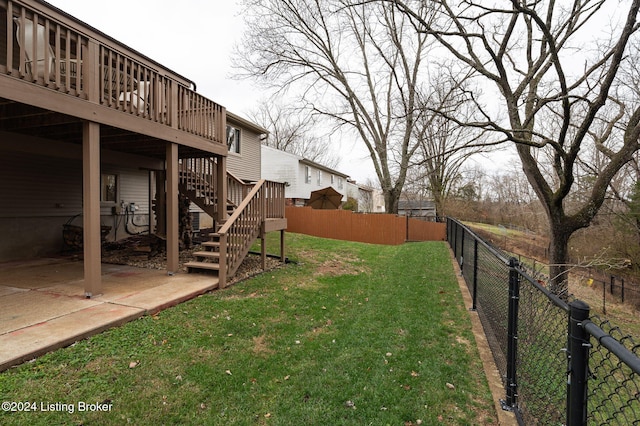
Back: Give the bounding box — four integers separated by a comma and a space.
317, 170, 322, 185
331, 174, 335, 184
101, 174, 117, 203
338, 177, 344, 189
226, 125, 241, 154
305, 166, 311, 184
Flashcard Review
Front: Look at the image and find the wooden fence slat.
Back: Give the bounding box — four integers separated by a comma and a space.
285, 207, 445, 245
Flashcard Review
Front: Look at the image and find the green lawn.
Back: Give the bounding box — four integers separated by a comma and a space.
0, 234, 496, 425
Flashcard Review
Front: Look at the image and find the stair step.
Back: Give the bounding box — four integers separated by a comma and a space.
202, 241, 221, 248
201, 241, 244, 250
193, 251, 220, 259
185, 261, 221, 271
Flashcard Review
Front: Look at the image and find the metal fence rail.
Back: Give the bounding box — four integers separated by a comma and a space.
447, 218, 640, 425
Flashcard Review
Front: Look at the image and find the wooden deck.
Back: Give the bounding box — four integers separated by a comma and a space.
0, 0, 225, 296
0, 0, 288, 293
0, 0, 226, 159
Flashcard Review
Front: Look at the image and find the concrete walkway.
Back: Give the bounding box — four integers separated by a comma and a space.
0, 258, 219, 371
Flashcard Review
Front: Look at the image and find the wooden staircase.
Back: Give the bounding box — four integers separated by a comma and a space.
184, 236, 225, 272
177, 158, 242, 220
178, 158, 287, 287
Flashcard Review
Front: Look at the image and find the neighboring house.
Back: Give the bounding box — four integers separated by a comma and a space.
345, 180, 375, 213
371, 189, 386, 213
261, 145, 350, 206
398, 200, 437, 221
0, 1, 285, 292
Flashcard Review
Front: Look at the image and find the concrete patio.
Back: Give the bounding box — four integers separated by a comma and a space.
0, 257, 219, 372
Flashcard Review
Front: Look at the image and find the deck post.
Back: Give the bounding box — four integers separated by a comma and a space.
166, 142, 179, 274
217, 155, 227, 225
82, 121, 102, 297
85, 40, 99, 102
261, 187, 266, 270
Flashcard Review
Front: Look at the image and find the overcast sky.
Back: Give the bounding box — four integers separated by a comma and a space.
45, 0, 380, 183
46, 0, 263, 117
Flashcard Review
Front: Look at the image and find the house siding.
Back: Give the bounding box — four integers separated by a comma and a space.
261, 145, 349, 202
0, 140, 155, 260
261, 146, 300, 197
0, 149, 82, 219
226, 124, 262, 182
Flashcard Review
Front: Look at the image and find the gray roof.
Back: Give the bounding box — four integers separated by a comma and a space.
398, 200, 436, 210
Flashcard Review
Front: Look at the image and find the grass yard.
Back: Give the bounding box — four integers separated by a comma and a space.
0, 234, 496, 425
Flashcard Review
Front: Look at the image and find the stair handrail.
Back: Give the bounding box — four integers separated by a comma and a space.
227, 169, 252, 207
217, 179, 267, 287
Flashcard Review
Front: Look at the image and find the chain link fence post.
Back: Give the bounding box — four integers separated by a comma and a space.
567, 300, 590, 426
472, 238, 478, 311
503, 257, 520, 410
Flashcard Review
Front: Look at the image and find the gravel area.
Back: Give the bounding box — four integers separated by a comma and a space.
101, 235, 285, 286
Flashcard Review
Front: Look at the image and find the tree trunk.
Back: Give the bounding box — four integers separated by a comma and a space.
548, 223, 571, 296
430, 177, 445, 219
385, 188, 401, 214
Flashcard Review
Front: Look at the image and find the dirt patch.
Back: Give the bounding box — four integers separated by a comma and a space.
455, 336, 470, 346
314, 253, 369, 277
252, 335, 274, 356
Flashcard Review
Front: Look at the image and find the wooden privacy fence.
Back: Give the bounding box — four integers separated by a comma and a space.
285, 207, 446, 245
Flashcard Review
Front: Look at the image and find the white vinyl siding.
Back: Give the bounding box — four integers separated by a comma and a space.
261, 145, 349, 201
226, 124, 262, 181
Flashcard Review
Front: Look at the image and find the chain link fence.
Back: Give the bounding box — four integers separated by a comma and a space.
585, 316, 640, 424
447, 218, 640, 425
516, 250, 640, 313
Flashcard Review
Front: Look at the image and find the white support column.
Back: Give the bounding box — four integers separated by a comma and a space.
82, 121, 101, 297
166, 143, 179, 274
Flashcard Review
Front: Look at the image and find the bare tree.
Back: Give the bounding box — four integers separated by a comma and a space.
385, 0, 640, 294
410, 71, 491, 216
248, 100, 340, 168
234, 0, 433, 213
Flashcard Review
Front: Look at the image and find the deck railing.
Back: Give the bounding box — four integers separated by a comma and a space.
217, 179, 267, 286
1, 0, 225, 145
263, 180, 286, 219
216, 179, 286, 284
227, 170, 251, 208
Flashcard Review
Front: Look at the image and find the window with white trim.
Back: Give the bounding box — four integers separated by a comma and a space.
305, 166, 311, 183
226, 125, 241, 154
